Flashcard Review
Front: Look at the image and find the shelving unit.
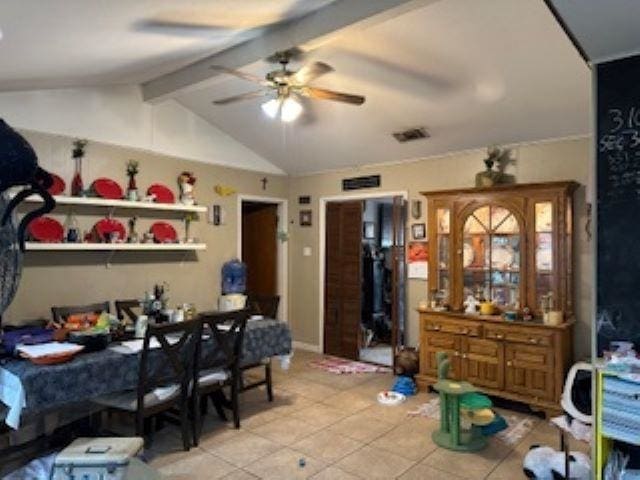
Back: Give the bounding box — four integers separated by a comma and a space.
16, 193, 208, 213
25, 242, 206, 251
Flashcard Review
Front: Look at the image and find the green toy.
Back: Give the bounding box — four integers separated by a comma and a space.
431, 351, 489, 452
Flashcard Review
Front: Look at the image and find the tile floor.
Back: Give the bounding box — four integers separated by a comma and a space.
144, 349, 589, 479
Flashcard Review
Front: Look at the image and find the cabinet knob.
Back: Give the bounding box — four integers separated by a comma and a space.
433, 325, 441, 331
462, 353, 468, 359
460, 328, 469, 335
507, 361, 513, 367
454, 351, 460, 357
529, 338, 539, 344
496, 334, 504, 339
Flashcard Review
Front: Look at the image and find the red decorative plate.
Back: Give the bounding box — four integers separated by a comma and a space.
150, 222, 178, 243
93, 218, 126, 242
92, 178, 124, 200
47, 173, 66, 195
28, 217, 64, 243
147, 184, 175, 204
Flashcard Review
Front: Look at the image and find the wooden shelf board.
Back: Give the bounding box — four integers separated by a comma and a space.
25, 242, 206, 251
14, 193, 207, 213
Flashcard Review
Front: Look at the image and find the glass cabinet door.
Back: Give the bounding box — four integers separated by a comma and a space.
436, 208, 451, 305
462, 205, 521, 308
534, 201, 554, 311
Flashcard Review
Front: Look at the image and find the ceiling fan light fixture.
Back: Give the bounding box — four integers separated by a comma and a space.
280, 96, 302, 122
261, 98, 281, 119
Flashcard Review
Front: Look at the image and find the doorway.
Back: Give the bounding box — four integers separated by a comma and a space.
238, 196, 288, 321
322, 194, 406, 365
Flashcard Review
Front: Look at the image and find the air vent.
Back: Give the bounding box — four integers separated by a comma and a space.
392, 127, 430, 143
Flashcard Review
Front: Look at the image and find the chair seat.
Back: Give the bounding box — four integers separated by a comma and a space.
94, 385, 180, 412
199, 369, 229, 386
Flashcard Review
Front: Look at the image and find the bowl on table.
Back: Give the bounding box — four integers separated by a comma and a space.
68, 330, 111, 352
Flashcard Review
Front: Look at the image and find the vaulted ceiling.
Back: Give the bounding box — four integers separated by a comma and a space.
0, 0, 596, 174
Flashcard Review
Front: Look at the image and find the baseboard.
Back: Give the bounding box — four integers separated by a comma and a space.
292, 341, 321, 353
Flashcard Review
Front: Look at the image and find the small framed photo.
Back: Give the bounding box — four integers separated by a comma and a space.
412, 223, 426, 240
363, 221, 375, 239
299, 210, 312, 227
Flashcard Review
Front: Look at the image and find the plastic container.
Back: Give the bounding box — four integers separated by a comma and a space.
221, 259, 247, 294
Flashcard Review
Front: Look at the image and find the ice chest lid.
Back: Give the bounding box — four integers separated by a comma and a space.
55, 437, 143, 466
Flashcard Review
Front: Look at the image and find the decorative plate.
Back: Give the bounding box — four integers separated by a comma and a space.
47, 173, 66, 195
463, 242, 474, 268
93, 218, 126, 242
28, 216, 64, 243
150, 221, 178, 243
147, 184, 175, 204
536, 248, 552, 271
491, 245, 515, 269
377, 391, 406, 406
92, 178, 124, 200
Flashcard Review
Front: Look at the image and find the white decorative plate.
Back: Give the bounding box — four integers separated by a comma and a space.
463, 243, 474, 268
537, 249, 552, 270
491, 245, 514, 269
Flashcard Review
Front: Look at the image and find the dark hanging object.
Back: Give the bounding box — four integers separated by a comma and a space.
0, 119, 56, 252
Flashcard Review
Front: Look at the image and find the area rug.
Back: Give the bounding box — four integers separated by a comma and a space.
309, 356, 392, 374
408, 398, 536, 446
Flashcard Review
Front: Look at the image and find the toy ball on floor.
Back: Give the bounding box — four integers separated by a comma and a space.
523, 445, 591, 480
395, 347, 419, 377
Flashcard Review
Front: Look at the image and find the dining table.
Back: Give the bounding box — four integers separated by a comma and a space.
0, 317, 292, 430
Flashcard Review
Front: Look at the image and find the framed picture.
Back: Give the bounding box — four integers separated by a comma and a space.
299, 210, 312, 227
412, 223, 426, 240
363, 222, 375, 239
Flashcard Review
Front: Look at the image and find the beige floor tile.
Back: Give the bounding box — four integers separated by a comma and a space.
335, 445, 415, 480
310, 466, 363, 480
321, 390, 375, 414
221, 470, 259, 480
371, 417, 439, 461
421, 437, 513, 480
485, 448, 528, 480
278, 378, 340, 401
291, 403, 349, 428
197, 424, 245, 450
244, 447, 325, 480
250, 416, 323, 445
267, 390, 318, 416
150, 448, 236, 480
201, 431, 281, 467
292, 430, 364, 463
399, 463, 465, 479
327, 411, 396, 443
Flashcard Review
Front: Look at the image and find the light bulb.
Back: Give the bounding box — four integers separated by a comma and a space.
261, 98, 280, 119
280, 97, 302, 122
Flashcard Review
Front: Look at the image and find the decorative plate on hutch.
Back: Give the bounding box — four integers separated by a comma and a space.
147, 184, 175, 204
150, 221, 178, 243
47, 173, 66, 196
92, 218, 126, 242
28, 217, 64, 243
92, 178, 124, 200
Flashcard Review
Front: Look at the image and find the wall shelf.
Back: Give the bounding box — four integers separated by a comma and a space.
25, 242, 207, 252
15, 193, 207, 213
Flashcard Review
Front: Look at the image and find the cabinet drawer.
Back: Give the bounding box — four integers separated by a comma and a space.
424, 319, 481, 337
484, 325, 553, 347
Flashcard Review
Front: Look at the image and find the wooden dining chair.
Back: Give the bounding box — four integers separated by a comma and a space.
192, 309, 249, 445
114, 299, 142, 325
51, 301, 110, 325
242, 294, 280, 402
94, 319, 200, 451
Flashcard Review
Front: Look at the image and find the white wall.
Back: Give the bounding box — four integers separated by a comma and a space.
0, 85, 284, 175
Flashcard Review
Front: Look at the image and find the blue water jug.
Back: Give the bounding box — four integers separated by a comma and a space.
221, 258, 247, 294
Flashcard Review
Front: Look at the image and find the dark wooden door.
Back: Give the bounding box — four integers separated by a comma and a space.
242, 202, 278, 296
390, 196, 406, 366
324, 201, 362, 360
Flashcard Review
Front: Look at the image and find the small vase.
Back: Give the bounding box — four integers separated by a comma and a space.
71, 157, 84, 196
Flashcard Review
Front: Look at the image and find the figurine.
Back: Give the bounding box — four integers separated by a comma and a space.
126, 160, 139, 201
178, 171, 196, 205
71, 139, 87, 197
464, 295, 480, 314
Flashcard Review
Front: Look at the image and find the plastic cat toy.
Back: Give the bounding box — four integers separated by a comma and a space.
0, 119, 55, 250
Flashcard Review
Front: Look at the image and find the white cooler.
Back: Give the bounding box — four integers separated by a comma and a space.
218, 293, 247, 312
51, 437, 147, 480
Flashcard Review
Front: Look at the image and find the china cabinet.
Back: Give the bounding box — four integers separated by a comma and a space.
417, 182, 578, 412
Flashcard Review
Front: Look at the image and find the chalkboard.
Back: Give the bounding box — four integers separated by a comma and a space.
597, 55, 640, 354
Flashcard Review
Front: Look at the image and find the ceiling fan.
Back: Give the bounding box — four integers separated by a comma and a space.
211, 51, 366, 122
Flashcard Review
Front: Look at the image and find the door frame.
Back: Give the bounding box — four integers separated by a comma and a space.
318, 190, 408, 354
237, 194, 289, 322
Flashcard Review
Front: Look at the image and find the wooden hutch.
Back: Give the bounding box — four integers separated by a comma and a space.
416, 181, 578, 412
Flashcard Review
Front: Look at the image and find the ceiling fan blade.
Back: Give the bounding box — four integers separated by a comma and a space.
292, 62, 334, 85
212, 90, 269, 105
134, 20, 233, 38
299, 87, 365, 105
210, 65, 271, 86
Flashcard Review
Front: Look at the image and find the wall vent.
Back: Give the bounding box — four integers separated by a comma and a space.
392, 127, 430, 143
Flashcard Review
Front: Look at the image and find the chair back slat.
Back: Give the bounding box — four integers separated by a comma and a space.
246, 294, 280, 319
138, 319, 200, 408
51, 301, 110, 325
115, 299, 141, 324
197, 310, 249, 373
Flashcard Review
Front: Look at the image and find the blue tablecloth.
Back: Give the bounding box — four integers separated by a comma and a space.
0, 318, 291, 428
